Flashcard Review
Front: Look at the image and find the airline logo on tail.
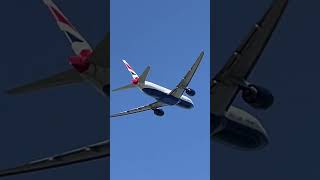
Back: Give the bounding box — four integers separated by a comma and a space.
122, 60, 139, 85
43, 0, 91, 56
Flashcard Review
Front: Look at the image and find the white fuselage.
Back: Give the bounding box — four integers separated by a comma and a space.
137, 81, 194, 109
80, 65, 193, 109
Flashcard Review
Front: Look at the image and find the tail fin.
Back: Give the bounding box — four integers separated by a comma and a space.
122, 60, 139, 79
43, 0, 92, 55
112, 62, 150, 92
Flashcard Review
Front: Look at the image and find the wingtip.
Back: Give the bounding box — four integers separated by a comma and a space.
110, 114, 118, 118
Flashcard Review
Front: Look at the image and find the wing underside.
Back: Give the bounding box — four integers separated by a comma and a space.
169, 51, 204, 98
0, 141, 109, 177
212, 0, 288, 115
111, 101, 164, 118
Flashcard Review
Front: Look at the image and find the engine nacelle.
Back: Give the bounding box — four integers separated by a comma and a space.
153, 109, 164, 116
241, 85, 274, 109
185, 88, 196, 96
211, 106, 269, 150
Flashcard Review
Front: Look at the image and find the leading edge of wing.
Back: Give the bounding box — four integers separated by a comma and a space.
0, 141, 109, 177
111, 101, 164, 118
211, 0, 288, 114
215, 0, 288, 81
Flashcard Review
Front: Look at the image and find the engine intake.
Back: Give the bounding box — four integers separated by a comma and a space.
185, 88, 196, 96
153, 109, 164, 116
241, 85, 274, 109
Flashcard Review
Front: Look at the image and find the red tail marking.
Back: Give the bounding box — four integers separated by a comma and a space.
50, 7, 74, 29
132, 77, 139, 85
125, 64, 133, 70
69, 49, 92, 73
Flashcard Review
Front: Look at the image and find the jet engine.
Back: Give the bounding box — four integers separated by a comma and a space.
185, 88, 196, 96
211, 106, 269, 150
241, 85, 274, 109
153, 109, 164, 116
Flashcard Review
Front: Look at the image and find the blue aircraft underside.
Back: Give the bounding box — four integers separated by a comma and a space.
142, 88, 193, 109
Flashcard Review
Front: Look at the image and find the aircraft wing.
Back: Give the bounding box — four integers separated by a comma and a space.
111, 101, 165, 118
169, 51, 204, 98
0, 141, 109, 177
211, 0, 288, 115
6, 69, 84, 95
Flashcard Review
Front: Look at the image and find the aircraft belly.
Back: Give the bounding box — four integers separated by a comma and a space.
142, 88, 193, 108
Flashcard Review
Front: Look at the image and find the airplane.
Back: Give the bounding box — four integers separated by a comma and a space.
0, 0, 109, 177
211, 0, 288, 150
111, 51, 204, 118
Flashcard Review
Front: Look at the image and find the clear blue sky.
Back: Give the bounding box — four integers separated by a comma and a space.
110, 0, 210, 179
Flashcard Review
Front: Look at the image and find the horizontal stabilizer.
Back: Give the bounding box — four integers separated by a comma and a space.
112, 84, 136, 92
6, 69, 83, 95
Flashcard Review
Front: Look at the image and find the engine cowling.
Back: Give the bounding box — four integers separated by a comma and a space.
241, 85, 274, 109
185, 88, 196, 96
211, 106, 269, 150
153, 109, 164, 116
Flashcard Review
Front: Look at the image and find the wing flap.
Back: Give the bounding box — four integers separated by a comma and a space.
6, 69, 83, 95
0, 141, 109, 177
